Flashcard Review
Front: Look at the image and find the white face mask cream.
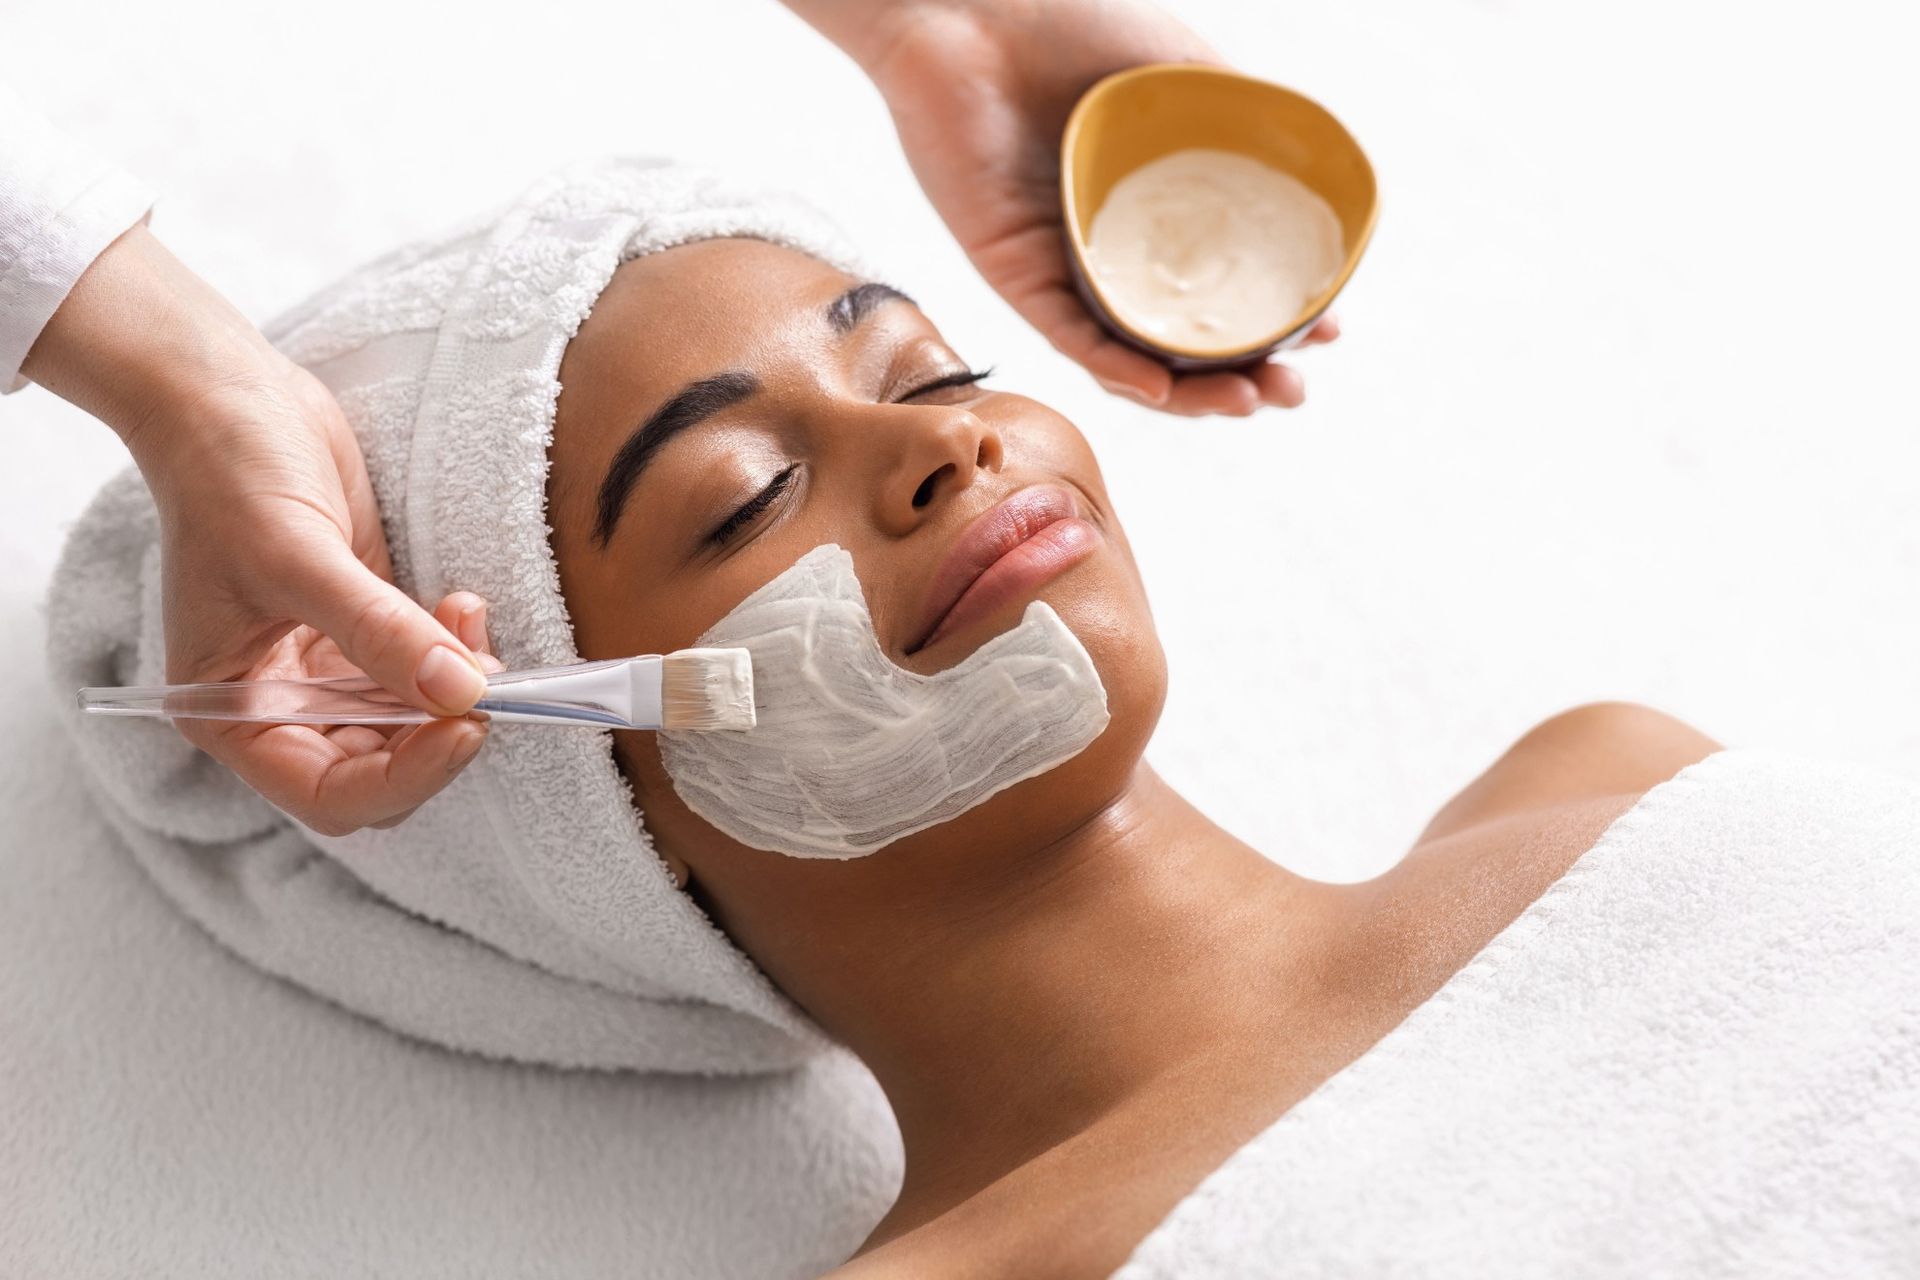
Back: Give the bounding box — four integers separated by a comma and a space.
658, 544, 1110, 858
1086, 147, 1344, 352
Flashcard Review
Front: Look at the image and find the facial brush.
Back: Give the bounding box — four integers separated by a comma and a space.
76, 649, 757, 731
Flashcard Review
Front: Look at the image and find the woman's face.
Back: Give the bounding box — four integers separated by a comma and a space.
546, 237, 1165, 902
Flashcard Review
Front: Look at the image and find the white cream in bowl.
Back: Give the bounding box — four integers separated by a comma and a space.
1086, 147, 1344, 353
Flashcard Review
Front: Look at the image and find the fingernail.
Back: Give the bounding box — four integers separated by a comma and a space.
447, 729, 485, 774
417, 645, 487, 715
459, 603, 488, 653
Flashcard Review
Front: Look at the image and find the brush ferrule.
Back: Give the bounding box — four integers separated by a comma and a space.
470, 656, 661, 728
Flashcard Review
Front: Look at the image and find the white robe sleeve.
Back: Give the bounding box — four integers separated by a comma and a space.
0, 85, 156, 393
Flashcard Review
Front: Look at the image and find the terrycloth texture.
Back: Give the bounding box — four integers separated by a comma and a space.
41, 157, 885, 1074
0, 595, 905, 1277
1112, 748, 1920, 1279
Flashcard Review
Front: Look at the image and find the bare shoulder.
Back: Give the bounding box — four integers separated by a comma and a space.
1330, 703, 1725, 1001
1418, 701, 1723, 845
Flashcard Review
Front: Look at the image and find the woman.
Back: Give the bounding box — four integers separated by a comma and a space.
45, 161, 1915, 1278
542, 234, 1729, 1274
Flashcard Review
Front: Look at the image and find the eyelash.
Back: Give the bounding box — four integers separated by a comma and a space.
707, 365, 994, 546
710, 464, 798, 546
901, 364, 995, 399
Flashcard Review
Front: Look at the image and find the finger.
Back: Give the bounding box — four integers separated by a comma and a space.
1161, 372, 1262, 418
324, 724, 390, 756
369, 806, 420, 831
1011, 279, 1278, 417
300, 370, 408, 588
1067, 335, 1172, 407
1253, 362, 1307, 409
434, 593, 504, 679
432, 592, 495, 658
1301, 314, 1341, 346
996, 275, 1175, 406
182, 714, 488, 836
331, 721, 462, 757
287, 542, 488, 717
967, 227, 1186, 407
385, 722, 429, 752
1084, 347, 1174, 407
308, 717, 488, 831
458, 601, 489, 655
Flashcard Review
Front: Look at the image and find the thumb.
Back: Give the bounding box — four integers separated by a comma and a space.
294, 542, 488, 716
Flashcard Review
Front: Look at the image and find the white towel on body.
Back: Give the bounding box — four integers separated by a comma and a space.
41, 157, 891, 1076
1111, 748, 1920, 1278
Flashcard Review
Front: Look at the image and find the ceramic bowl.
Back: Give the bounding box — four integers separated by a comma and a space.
1061, 63, 1379, 371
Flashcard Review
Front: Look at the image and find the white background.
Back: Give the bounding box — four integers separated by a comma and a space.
4, 0, 1916, 880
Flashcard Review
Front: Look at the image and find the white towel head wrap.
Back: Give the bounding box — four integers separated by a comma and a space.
44, 158, 881, 1074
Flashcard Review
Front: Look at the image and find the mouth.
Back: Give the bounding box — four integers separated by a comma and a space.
905, 483, 1102, 655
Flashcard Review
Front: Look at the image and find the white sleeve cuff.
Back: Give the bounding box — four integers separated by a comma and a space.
0, 101, 157, 394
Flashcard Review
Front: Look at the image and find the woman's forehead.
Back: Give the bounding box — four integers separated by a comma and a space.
551, 239, 875, 518
598, 238, 854, 339
565, 239, 857, 408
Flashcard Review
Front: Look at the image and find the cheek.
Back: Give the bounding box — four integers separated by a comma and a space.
889, 548, 1166, 863
557, 542, 767, 664
1040, 549, 1168, 759
655, 545, 1115, 860
610, 550, 1166, 905
1003, 401, 1118, 505
606, 475, 1159, 875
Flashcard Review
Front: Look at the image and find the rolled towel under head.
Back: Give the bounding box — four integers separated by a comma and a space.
44, 157, 886, 1074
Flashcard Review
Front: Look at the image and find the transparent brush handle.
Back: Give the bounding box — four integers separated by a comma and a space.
77, 659, 638, 728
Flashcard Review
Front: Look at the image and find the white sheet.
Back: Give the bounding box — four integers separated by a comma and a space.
1113, 749, 1920, 1277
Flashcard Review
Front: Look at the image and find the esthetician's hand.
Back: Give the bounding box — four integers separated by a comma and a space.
24, 223, 503, 835
793, 0, 1340, 417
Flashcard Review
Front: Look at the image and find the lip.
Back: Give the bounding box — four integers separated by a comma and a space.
907, 483, 1101, 654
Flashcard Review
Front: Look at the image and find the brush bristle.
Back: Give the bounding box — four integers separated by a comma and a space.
659, 648, 757, 731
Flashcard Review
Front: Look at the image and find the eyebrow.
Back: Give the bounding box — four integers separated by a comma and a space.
826, 280, 914, 334
591, 279, 915, 548
593, 371, 759, 547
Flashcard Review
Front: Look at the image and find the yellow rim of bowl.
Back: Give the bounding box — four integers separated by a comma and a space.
1059, 63, 1380, 363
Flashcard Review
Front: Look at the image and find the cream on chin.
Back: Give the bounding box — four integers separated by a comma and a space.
658, 543, 1110, 858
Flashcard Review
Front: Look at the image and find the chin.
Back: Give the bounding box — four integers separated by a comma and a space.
1040, 580, 1169, 806
889, 566, 1167, 863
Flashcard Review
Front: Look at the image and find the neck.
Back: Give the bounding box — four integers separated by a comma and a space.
737, 765, 1344, 1237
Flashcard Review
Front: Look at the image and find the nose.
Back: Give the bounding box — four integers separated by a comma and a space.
872, 404, 1005, 536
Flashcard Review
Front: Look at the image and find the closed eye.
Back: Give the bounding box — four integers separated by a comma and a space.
709, 463, 798, 546
705, 367, 993, 546
898, 366, 993, 401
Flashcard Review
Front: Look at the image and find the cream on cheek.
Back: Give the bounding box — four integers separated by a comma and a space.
658, 544, 1110, 858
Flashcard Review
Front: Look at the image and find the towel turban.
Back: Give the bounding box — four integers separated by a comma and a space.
44, 157, 881, 1074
